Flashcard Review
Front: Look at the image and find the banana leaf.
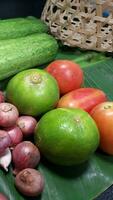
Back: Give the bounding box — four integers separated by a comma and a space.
1, 56, 113, 200
55, 46, 111, 68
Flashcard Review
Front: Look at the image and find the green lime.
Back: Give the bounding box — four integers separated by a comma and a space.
6, 69, 59, 116
34, 108, 100, 166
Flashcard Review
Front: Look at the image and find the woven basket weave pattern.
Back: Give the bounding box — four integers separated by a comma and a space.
42, 0, 113, 52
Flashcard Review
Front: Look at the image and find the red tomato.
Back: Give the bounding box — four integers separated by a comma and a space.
90, 102, 113, 155
45, 60, 83, 95
57, 88, 107, 113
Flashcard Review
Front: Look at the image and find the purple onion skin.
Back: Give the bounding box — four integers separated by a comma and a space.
15, 168, 44, 197
5, 126, 23, 147
12, 141, 40, 175
0, 103, 19, 128
0, 91, 5, 103
0, 193, 8, 200
0, 130, 11, 155
17, 116, 37, 137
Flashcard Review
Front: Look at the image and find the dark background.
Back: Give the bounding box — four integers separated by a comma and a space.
0, 0, 46, 19
0, 0, 113, 199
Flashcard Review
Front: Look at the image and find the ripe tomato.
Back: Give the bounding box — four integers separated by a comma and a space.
90, 102, 113, 155
45, 60, 83, 95
57, 88, 107, 113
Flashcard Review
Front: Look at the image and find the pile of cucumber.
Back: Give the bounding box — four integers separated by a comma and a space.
0, 16, 58, 81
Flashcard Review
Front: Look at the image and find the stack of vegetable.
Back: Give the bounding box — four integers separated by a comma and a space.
0, 16, 58, 199
0, 16, 113, 200
0, 58, 111, 199
0, 17, 58, 81
0, 100, 44, 197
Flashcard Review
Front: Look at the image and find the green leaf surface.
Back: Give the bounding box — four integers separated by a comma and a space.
55, 46, 110, 68
1, 54, 113, 200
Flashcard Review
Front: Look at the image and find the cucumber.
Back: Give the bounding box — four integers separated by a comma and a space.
0, 17, 49, 40
0, 33, 58, 81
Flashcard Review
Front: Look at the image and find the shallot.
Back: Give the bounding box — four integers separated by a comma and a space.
5, 125, 23, 147
0, 103, 19, 127
12, 141, 40, 175
15, 168, 44, 197
0, 130, 11, 155
0, 148, 11, 171
0, 91, 5, 103
0, 193, 8, 200
17, 116, 37, 137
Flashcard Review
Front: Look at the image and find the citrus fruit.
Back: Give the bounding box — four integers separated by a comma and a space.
6, 69, 59, 116
34, 108, 100, 166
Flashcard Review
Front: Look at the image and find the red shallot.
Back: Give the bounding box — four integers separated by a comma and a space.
0, 193, 8, 200
15, 168, 44, 197
12, 141, 40, 175
17, 116, 37, 137
0, 91, 5, 103
5, 126, 23, 147
0, 130, 11, 155
0, 103, 19, 127
0, 148, 11, 171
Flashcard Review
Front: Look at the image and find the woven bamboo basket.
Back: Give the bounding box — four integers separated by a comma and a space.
42, 0, 113, 52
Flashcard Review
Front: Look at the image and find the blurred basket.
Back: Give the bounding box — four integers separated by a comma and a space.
41, 0, 113, 52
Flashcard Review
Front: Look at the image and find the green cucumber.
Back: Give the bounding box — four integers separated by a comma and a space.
0, 33, 58, 81
0, 16, 49, 40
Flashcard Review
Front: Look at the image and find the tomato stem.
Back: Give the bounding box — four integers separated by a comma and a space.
104, 105, 112, 109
